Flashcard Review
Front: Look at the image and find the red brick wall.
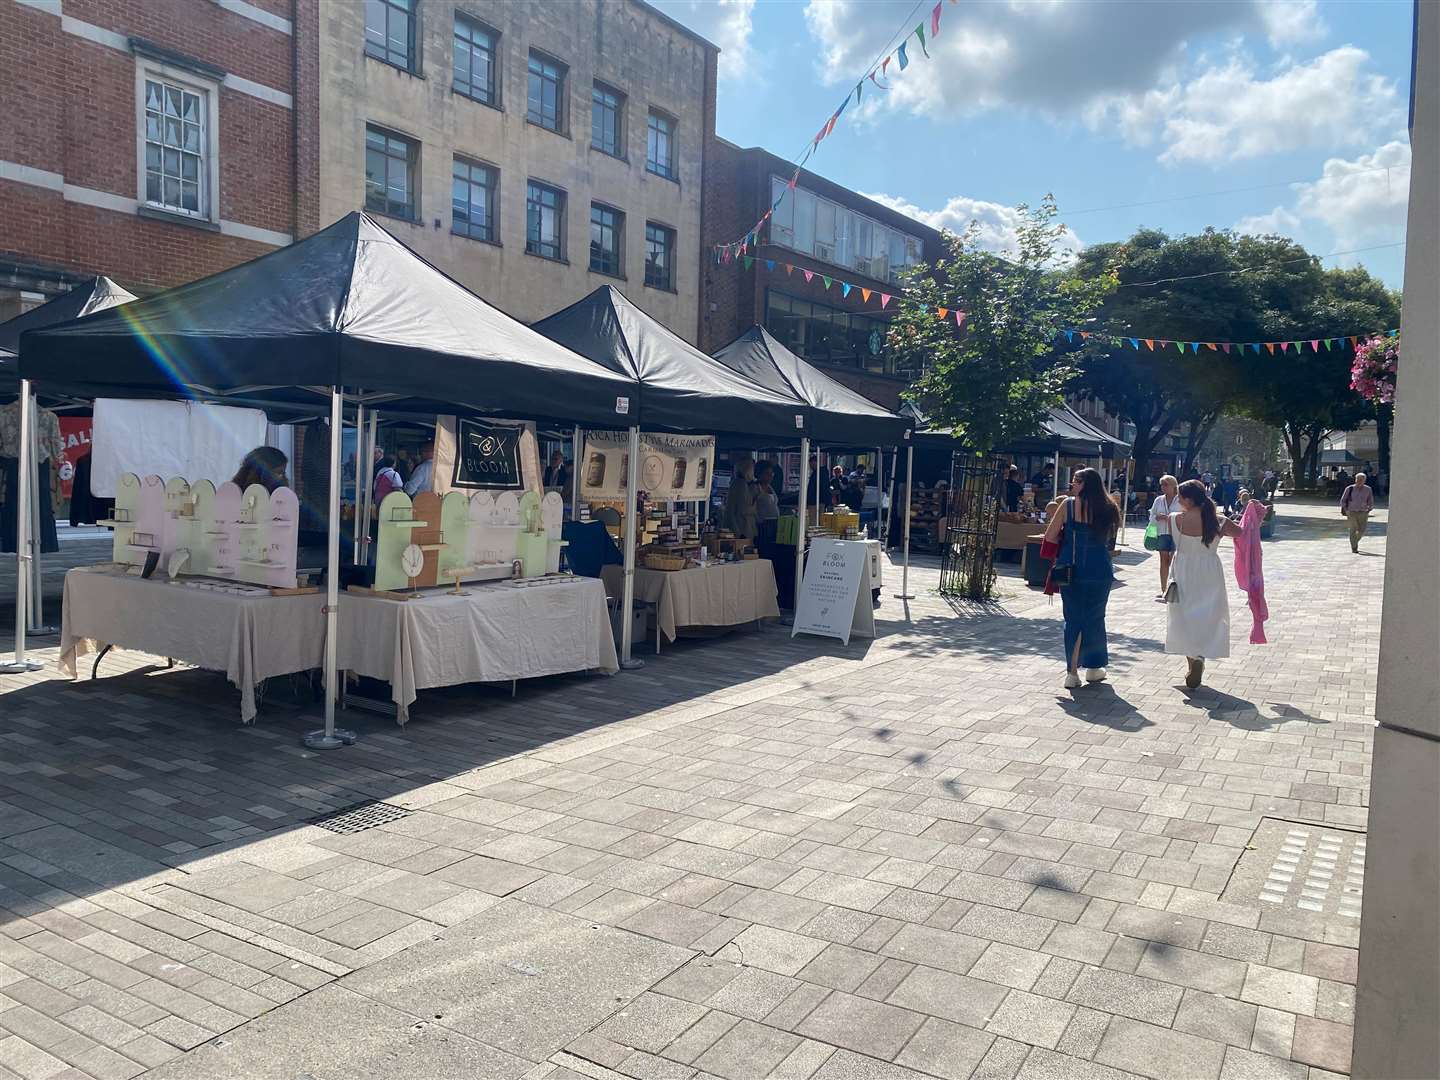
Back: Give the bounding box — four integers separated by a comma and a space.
0, 0, 297, 295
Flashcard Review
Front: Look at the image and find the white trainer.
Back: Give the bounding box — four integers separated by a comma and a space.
1085, 667, 1107, 683
1063, 671, 1081, 689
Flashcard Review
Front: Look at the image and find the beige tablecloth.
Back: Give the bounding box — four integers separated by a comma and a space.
59, 568, 326, 722
601, 560, 781, 643
338, 576, 618, 724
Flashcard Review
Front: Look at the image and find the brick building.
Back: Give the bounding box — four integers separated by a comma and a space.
316, 0, 716, 339
700, 139, 945, 410
0, 0, 315, 318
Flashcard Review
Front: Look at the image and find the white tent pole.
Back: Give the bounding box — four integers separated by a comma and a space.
1053, 458, 1060, 501
359, 410, 377, 567
27, 390, 50, 634
303, 388, 355, 749
1, 381, 39, 674
351, 400, 364, 566
1121, 460, 1131, 546
795, 436, 809, 611
876, 447, 885, 543
619, 425, 642, 669
886, 443, 899, 547
895, 441, 914, 600
571, 425, 582, 522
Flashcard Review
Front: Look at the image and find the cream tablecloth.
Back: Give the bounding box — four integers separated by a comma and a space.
338, 576, 618, 724
601, 559, 781, 644
59, 567, 326, 722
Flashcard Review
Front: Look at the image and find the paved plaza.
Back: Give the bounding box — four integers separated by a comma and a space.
0, 500, 1382, 1080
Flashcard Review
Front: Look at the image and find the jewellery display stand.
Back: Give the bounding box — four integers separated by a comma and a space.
437, 492, 471, 586
409, 492, 444, 588
541, 491, 567, 573
99, 472, 142, 564
186, 480, 215, 576
162, 477, 192, 570
239, 486, 298, 588
464, 491, 520, 582
125, 475, 167, 565
515, 492, 549, 579
374, 491, 428, 592
208, 482, 243, 579
235, 484, 272, 582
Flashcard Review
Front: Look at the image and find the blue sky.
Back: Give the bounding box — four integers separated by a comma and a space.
653, 0, 1414, 287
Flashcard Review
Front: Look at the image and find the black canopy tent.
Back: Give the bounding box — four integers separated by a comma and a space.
0, 278, 138, 671
534, 286, 824, 660
532, 286, 810, 440
14, 212, 637, 740
712, 326, 916, 600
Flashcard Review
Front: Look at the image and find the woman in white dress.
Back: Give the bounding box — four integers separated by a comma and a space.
1159, 479, 1243, 688
1148, 474, 1180, 599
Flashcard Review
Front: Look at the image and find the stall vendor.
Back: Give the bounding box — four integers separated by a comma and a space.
230, 446, 290, 493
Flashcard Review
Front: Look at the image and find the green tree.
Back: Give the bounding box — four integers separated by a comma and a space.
1238, 263, 1400, 487
1072, 230, 1311, 478
891, 197, 1116, 452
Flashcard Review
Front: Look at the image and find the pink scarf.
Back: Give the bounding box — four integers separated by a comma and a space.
1232, 501, 1269, 644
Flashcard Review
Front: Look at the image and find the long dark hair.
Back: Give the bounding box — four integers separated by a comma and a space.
1177, 478, 1220, 545
232, 446, 289, 493
1072, 467, 1118, 531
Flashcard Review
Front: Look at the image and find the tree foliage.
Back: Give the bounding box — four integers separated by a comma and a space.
1071, 229, 1400, 484
891, 197, 1116, 453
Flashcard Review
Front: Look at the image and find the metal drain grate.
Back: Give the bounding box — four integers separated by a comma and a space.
312, 801, 413, 835
1224, 818, 1366, 919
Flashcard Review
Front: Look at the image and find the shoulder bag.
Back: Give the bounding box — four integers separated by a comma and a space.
1043, 501, 1076, 594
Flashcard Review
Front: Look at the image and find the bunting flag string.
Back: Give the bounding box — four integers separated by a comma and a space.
712, 0, 951, 260
714, 248, 1400, 353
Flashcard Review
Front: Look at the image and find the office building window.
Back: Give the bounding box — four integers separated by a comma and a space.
453, 14, 498, 105
141, 77, 209, 217
527, 51, 566, 132
526, 181, 564, 259
589, 204, 623, 276
764, 290, 915, 376
768, 176, 923, 284
646, 110, 675, 178
591, 82, 624, 157
644, 222, 674, 290
365, 0, 415, 70
365, 125, 416, 220
452, 157, 496, 241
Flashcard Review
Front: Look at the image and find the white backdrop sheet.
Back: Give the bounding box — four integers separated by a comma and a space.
91, 399, 269, 497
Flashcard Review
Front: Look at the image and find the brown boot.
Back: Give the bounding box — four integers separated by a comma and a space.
1185, 657, 1204, 688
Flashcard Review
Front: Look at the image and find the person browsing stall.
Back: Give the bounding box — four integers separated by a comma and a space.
404, 442, 435, 496
231, 446, 290, 493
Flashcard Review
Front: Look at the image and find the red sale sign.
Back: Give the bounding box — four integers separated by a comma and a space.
57, 417, 92, 500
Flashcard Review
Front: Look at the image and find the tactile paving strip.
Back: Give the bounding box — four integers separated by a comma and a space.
312, 800, 414, 834
1224, 818, 1366, 919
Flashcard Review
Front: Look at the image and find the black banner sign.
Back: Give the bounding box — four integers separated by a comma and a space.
453, 419, 523, 490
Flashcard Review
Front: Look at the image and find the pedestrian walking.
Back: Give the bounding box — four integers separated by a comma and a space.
1146, 474, 1180, 600
1339, 471, 1375, 553
1158, 479, 1243, 688
1041, 467, 1119, 690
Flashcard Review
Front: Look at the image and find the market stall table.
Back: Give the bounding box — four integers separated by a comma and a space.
601, 559, 780, 649
337, 575, 617, 724
58, 566, 326, 722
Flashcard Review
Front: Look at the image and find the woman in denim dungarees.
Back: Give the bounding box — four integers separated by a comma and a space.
1042, 467, 1120, 689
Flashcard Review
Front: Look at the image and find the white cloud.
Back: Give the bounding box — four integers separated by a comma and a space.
1237, 140, 1412, 249
861, 191, 1083, 263
1259, 0, 1327, 46
655, 0, 756, 80
802, 1, 1395, 166
1144, 48, 1400, 165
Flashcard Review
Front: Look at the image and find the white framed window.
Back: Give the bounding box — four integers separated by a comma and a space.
135, 61, 220, 222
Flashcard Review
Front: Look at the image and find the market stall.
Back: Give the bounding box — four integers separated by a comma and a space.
711, 327, 912, 604
18, 213, 637, 742
1, 277, 137, 672
534, 287, 813, 661
338, 575, 616, 724
599, 559, 779, 652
